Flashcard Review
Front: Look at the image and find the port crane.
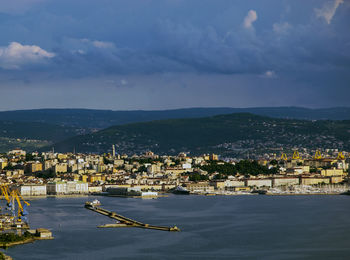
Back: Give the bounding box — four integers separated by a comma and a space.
280, 153, 288, 161
0, 185, 12, 209
292, 150, 301, 160
337, 152, 345, 160
0, 185, 30, 228
11, 190, 30, 222
314, 150, 323, 160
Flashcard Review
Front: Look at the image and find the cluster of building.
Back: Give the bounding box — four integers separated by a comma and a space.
0, 148, 349, 196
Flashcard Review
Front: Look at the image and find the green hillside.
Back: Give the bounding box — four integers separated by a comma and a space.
0, 121, 84, 152
50, 113, 350, 157
0, 107, 350, 129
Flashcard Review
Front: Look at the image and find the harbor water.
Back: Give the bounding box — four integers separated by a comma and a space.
3, 195, 350, 259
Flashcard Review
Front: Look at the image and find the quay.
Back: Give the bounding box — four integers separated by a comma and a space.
84, 202, 180, 232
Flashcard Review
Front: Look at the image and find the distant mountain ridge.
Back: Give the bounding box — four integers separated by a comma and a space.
49, 113, 350, 157
0, 107, 350, 129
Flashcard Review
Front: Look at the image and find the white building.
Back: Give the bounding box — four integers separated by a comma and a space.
246, 179, 273, 188
47, 181, 88, 195
17, 185, 47, 196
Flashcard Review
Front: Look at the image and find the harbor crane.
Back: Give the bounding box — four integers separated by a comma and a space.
292, 150, 301, 160
0, 185, 30, 227
337, 152, 345, 160
280, 153, 288, 161
314, 150, 323, 160
11, 190, 30, 222
0, 185, 12, 209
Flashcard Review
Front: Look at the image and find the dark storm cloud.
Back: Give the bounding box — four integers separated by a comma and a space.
0, 0, 348, 75
0, 0, 349, 109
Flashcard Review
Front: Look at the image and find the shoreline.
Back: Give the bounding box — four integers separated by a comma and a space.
0, 237, 35, 249
0, 192, 346, 201
0, 236, 54, 249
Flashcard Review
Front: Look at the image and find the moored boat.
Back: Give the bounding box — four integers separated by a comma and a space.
172, 186, 190, 195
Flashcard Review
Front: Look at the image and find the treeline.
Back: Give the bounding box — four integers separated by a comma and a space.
0, 232, 33, 243
199, 160, 278, 178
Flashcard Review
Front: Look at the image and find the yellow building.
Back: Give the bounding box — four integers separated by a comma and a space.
164, 167, 187, 175
54, 163, 68, 173
210, 180, 225, 190
57, 153, 68, 160
300, 177, 330, 185
97, 164, 106, 173
185, 182, 214, 193
209, 154, 218, 161
88, 174, 106, 183
88, 186, 103, 193
81, 175, 88, 182
329, 176, 343, 184
25, 162, 43, 173
321, 169, 344, 177
233, 186, 251, 192
0, 162, 8, 170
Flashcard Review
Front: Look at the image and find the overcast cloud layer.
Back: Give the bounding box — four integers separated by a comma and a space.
0, 0, 349, 110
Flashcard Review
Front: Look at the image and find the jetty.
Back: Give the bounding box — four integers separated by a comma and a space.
84, 201, 180, 232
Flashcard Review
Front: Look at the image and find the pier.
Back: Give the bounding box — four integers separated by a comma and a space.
84, 202, 180, 232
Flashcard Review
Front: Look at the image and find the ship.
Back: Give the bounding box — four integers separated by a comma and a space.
85, 199, 101, 208
172, 186, 190, 195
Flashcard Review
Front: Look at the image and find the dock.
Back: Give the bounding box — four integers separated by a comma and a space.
84, 202, 180, 232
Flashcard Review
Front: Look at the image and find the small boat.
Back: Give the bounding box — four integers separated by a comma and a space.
85, 200, 101, 208
172, 186, 190, 195
251, 189, 267, 195
91, 199, 101, 206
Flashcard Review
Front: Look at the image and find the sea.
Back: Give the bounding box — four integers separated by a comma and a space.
2, 195, 350, 260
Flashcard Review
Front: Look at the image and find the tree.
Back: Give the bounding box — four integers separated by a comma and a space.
189, 172, 209, 181
270, 159, 278, 166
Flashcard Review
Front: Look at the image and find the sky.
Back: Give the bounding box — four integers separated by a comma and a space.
0, 0, 349, 110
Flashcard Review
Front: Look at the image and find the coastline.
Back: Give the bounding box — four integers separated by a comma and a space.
0, 236, 54, 249
8, 190, 348, 201
0, 251, 12, 260
0, 237, 35, 249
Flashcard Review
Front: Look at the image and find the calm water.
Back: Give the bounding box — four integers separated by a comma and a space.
2, 195, 350, 259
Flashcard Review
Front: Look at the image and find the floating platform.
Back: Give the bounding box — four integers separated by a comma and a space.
85, 202, 180, 232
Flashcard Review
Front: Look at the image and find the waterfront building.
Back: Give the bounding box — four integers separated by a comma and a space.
185, 182, 214, 193
88, 186, 102, 193
17, 184, 47, 196
272, 177, 299, 187
320, 169, 344, 176
300, 177, 330, 185
47, 181, 88, 195
246, 178, 273, 188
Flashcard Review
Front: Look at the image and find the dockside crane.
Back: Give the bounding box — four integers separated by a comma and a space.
1, 185, 30, 223
10, 190, 30, 223
1, 184, 12, 210
281, 153, 288, 161
337, 152, 345, 160
292, 150, 301, 160
314, 150, 323, 160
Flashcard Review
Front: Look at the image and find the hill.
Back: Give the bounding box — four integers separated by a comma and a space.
50, 113, 350, 157
0, 121, 84, 152
0, 107, 350, 129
